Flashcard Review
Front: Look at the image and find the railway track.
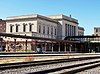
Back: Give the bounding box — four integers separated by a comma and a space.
47, 59, 100, 74
0, 55, 100, 74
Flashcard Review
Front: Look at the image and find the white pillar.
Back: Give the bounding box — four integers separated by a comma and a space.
58, 43, 60, 52
64, 43, 66, 52
69, 44, 72, 52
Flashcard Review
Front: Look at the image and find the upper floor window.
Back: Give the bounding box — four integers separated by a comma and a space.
23, 23, 27, 32
73, 26, 76, 36
16, 24, 19, 32
51, 27, 53, 35
55, 28, 57, 35
29, 23, 33, 32
39, 25, 41, 33
43, 26, 45, 34
47, 27, 49, 34
10, 25, 13, 32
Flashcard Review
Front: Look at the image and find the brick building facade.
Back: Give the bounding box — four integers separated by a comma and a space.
0, 19, 6, 32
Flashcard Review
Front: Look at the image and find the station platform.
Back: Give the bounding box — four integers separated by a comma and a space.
0, 53, 100, 64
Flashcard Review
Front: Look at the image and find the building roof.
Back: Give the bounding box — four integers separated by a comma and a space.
78, 26, 85, 31
6, 14, 59, 23
94, 27, 100, 29
48, 14, 78, 24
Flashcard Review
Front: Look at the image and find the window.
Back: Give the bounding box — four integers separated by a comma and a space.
51, 27, 53, 35
55, 28, 57, 35
29, 23, 33, 31
43, 26, 45, 34
65, 24, 68, 36
23, 23, 27, 32
73, 26, 76, 36
10, 25, 13, 32
67, 24, 69, 36
69, 25, 72, 36
39, 25, 41, 33
96, 34, 98, 36
47, 27, 49, 34
16, 24, 19, 32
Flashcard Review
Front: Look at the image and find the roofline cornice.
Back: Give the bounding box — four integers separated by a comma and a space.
6, 14, 58, 24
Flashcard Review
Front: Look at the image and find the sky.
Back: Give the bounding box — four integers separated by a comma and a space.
0, 0, 100, 35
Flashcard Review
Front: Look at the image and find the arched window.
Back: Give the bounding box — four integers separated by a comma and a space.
51, 27, 53, 35
29, 23, 34, 32
43, 26, 45, 34
47, 27, 49, 34
23, 23, 27, 32
55, 28, 57, 35
39, 25, 41, 33
10, 24, 14, 32
16, 24, 20, 32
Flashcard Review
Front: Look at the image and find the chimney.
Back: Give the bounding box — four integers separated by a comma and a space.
70, 15, 72, 18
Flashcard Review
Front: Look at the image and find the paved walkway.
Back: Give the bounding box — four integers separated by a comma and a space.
0, 53, 100, 64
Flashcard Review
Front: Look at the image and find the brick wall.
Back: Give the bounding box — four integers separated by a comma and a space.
0, 19, 6, 32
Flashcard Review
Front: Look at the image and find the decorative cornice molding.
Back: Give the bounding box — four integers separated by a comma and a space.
6, 14, 58, 24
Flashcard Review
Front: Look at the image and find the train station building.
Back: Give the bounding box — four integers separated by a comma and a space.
48, 14, 79, 39
4, 14, 85, 52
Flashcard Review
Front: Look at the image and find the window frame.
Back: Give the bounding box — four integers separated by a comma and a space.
47, 27, 49, 35
51, 27, 53, 35
23, 23, 27, 32
38, 25, 41, 33
10, 25, 13, 33
29, 23, 33, 32
43, 26, 45, 34
16, 24, 19, 32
